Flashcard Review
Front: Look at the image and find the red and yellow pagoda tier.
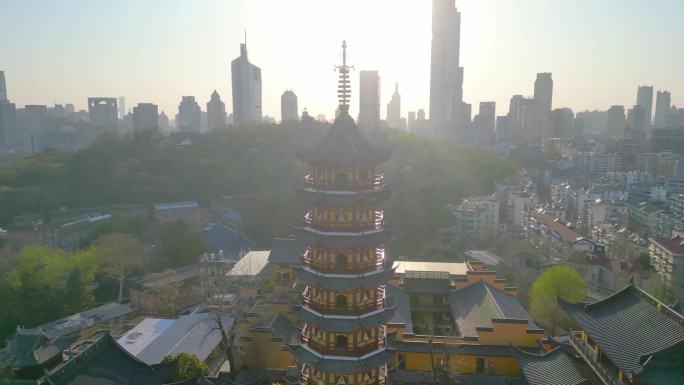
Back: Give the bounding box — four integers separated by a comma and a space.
290, 41, 395, 385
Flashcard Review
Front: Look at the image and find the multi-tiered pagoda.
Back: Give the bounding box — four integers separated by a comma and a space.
290, 41, 395, 385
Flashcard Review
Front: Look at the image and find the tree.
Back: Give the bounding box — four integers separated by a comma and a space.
635, 252, 652, 271
161, 353, 208, 383
529, 265, 586, 335
159, 222, 205, 268
96, 233, 148, 303
64, 267, 91, 314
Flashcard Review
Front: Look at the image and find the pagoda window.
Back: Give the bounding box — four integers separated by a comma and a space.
336, 254, 348, 268
336, 376, 347, 385
335, 172, 348, 187
336, 294, 348, 309
335, 335, 348, 350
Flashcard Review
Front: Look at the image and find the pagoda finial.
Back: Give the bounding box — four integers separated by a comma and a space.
335, 40, 353, 115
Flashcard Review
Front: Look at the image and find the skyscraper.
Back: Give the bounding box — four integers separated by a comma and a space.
628, 105, 646, 131
606, 105, 626, 137
87, 98, 118, 133
176, 96, 201, 132
636, 85, 654, 129
386, 83, 402, 129
132, 103, 159, 132
280, 90, 298, 122
0, 101, 17, 148
430, 0, 466, 139
118, 96, 126, 119
231, 40, 262, 127
207, 90, 227, 131
534, 73, 553, 112
654, 91, 671, 128
472, 101, 495, 146
358, 70, 380, 131
158, 111, 170, 132
0, 71, 7, 101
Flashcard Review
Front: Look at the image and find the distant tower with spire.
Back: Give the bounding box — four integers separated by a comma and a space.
290, 41, 395, 385
231, 32, 262, 127
386, 83, 402, 129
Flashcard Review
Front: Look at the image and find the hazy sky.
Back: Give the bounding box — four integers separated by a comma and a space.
2, 0, 683, 120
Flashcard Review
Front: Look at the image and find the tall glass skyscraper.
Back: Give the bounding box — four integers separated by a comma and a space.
231, 42, 262, 127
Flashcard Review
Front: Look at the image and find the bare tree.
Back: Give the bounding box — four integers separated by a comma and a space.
96, 233, 148, 303
428, 336, 462, 385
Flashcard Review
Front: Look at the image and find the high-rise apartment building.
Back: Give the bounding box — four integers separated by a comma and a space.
358, 70, 380, 131
132, 103, 159, 132
386, 83, 401, 129
636, 85, 654, 129
430, 0, 467, 139
654, 91, 671, 128
280, 90, 298, 123
231, 41, 262, 127
207, 90, 227, 131
87, 98, 118, 133
176, 96, 201, 132
158, 111, 170, 132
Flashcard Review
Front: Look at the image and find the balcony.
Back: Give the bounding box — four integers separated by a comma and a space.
569, 332, 628, 385
301, 325, 386, 357
303, 174, 385, 192
301, 286, 386, 316
303, 248, 385, 274
304, 210, 384, 232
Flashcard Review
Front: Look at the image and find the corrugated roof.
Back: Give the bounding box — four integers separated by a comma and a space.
153, 201, 199, 210
227, 251, 270, 277
118, 313, 234, 365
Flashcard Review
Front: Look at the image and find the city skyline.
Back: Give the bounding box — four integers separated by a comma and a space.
2, 0, 684, 120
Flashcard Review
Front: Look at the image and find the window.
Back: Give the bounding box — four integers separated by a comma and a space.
336, 294, 348, 309
336, 335, 348, 350
336, 254, 348, 268
476, 357, 485, 374
335, 172, 348, 186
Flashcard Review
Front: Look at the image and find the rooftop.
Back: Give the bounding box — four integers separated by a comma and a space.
153, 201, 199, 210
651, 234, 684, 255
514, 347, 600, 385
36, 302, 134, 339
449, 280, 540, 338
226, 250, 271, 277
203, 223, 258, 258
530, 210, 582, 243
268, 238, 305, 265
392, 261, 470, 278
561, 285, 684, 379
117, 313, 235, 365
465, 250, 502, 266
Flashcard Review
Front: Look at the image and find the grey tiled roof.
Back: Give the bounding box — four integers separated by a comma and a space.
386, 284, 413, 333
449, 280, 539, 338
44, 334, 175, 385
389, 370, 525, 385
252, 314, 300, 345
403, 278, 451, 294
293, 306, 395, 333
296, 113, 392, 165
561, 285, 684, 378
293, 266, 394, 291
514, 347, 600, 385
268, 238, 305, 265
290, 344, 393, 373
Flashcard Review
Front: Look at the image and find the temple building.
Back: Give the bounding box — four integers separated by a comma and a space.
289, 41, 395, 385
561, 284, 684, 385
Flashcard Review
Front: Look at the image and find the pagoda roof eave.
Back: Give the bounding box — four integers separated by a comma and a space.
288, 343, 394, 374
293, 306, 396, 333
293, 266, 395, 291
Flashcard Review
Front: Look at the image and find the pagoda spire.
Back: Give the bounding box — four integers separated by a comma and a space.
335, 40, 353, 115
